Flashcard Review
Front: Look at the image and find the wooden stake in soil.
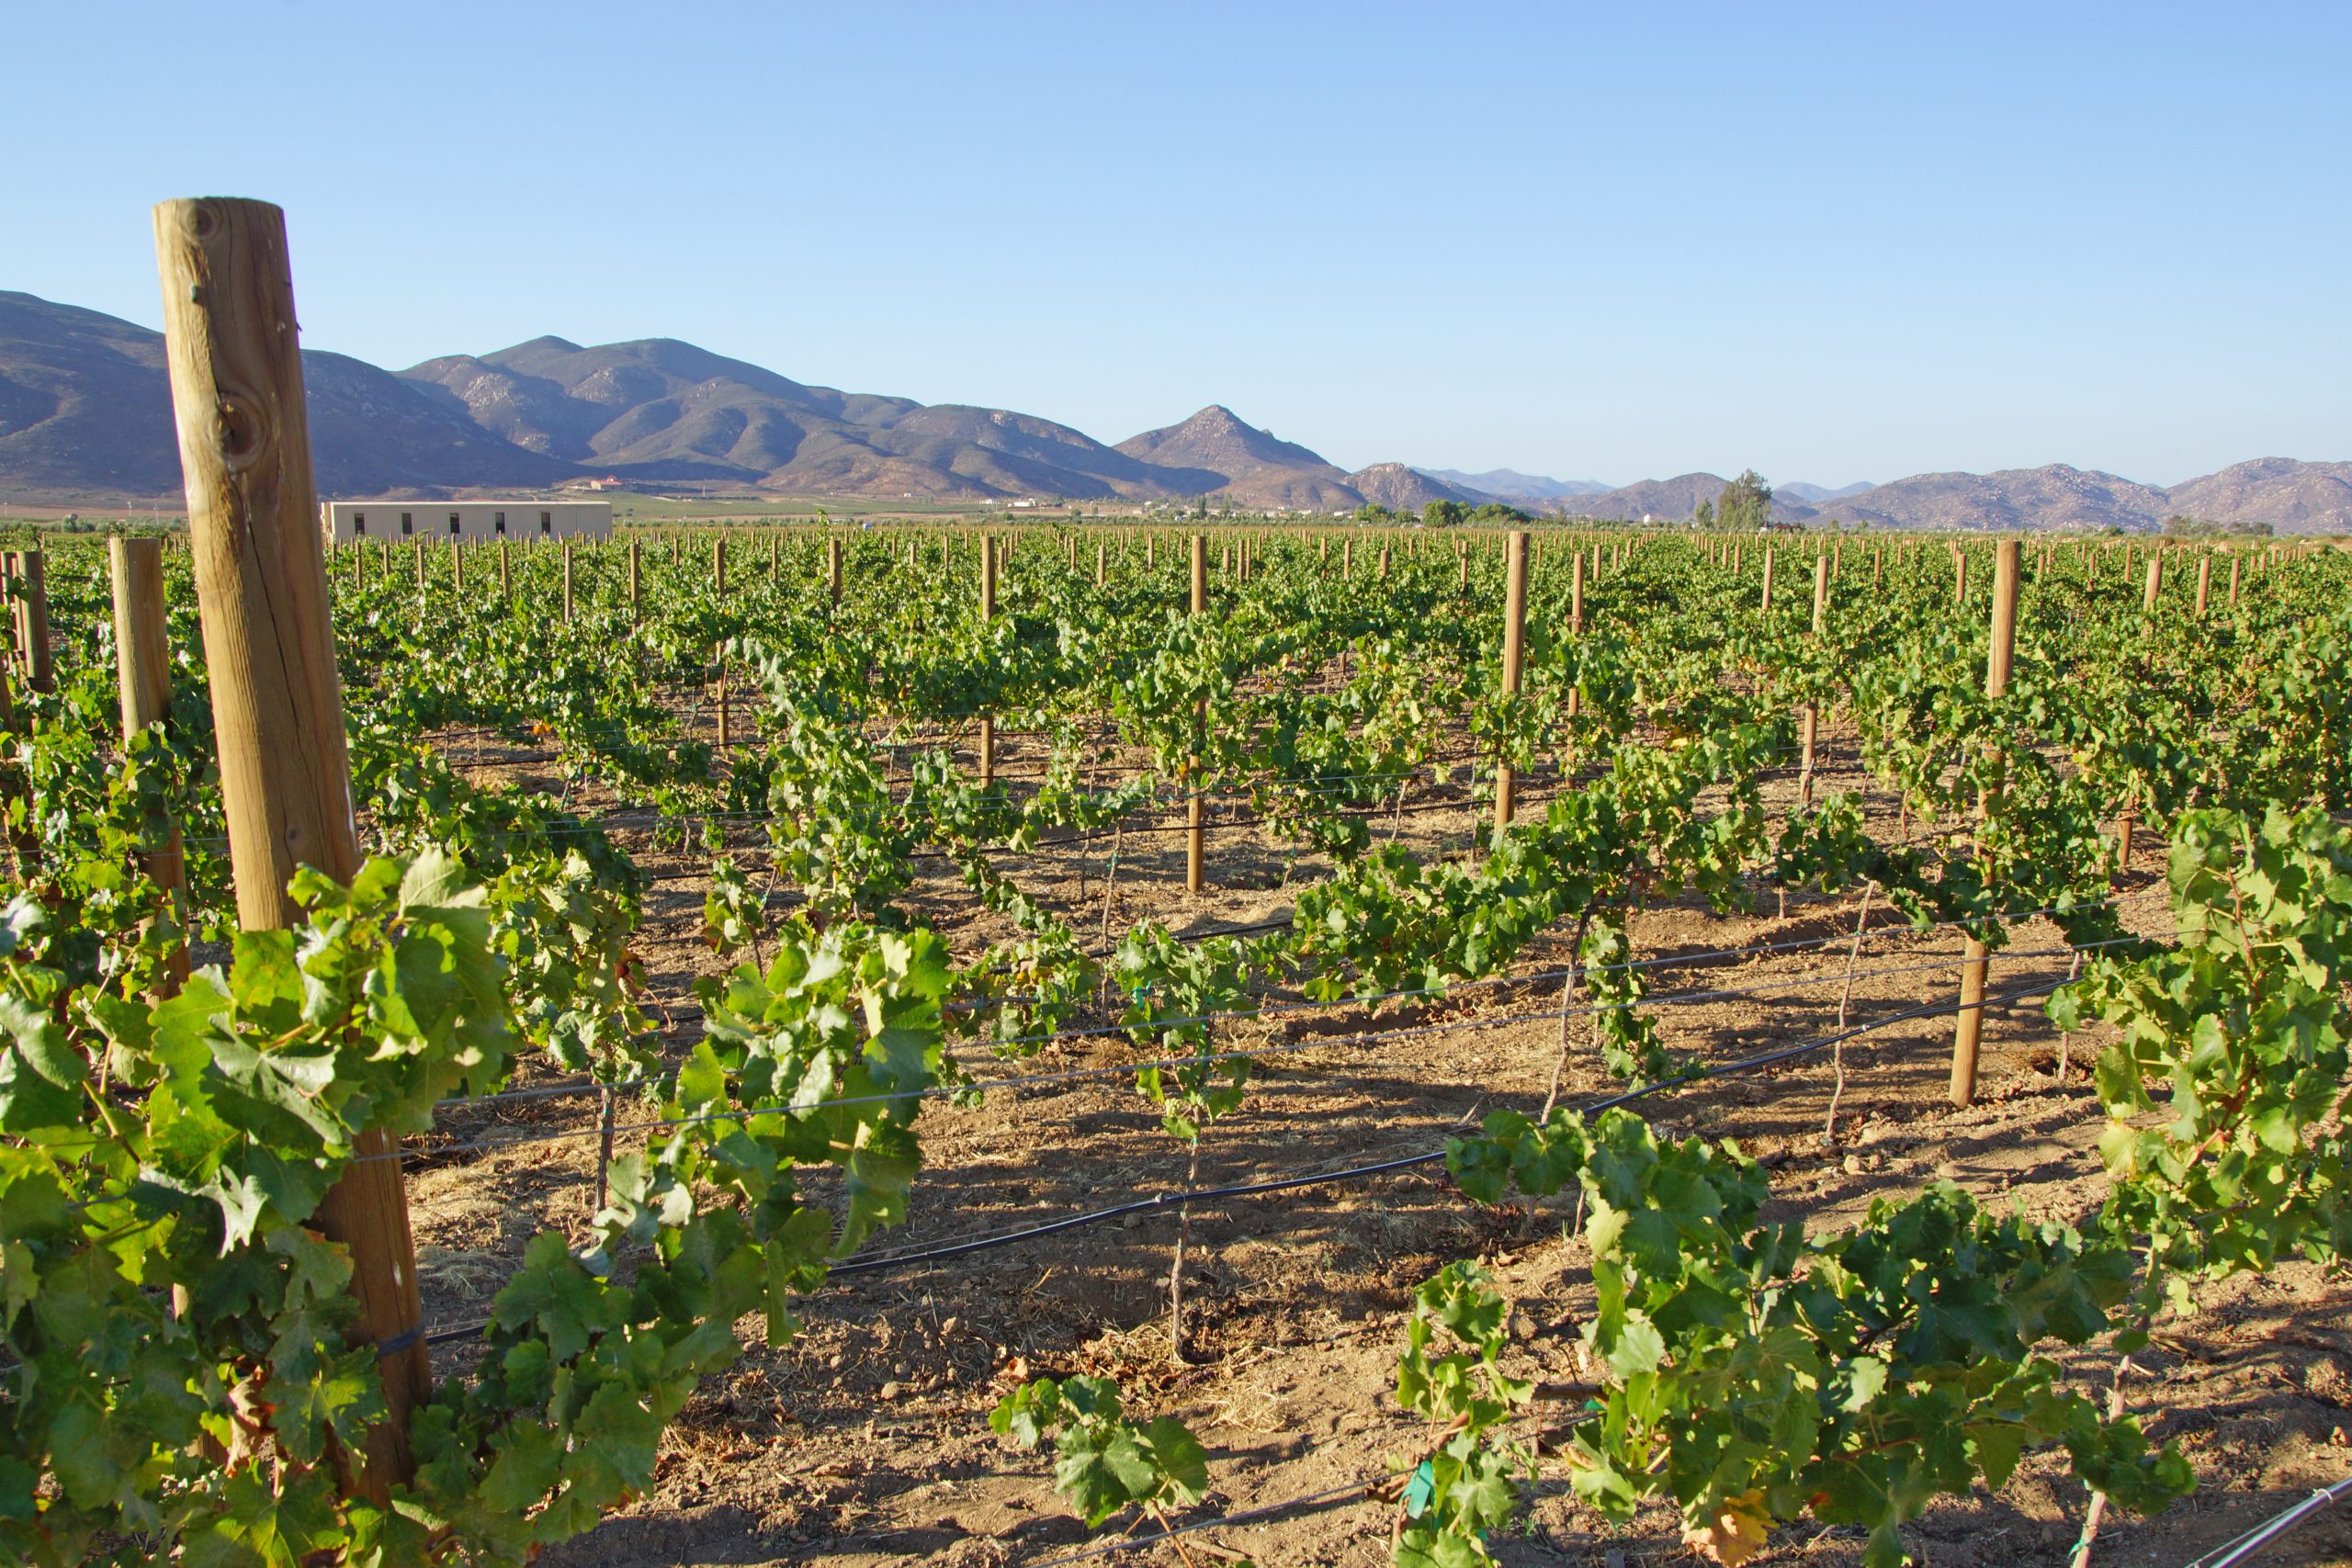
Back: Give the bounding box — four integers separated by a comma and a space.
108, 536, 189, 987
2194, 553, 2211, 617
827, 537, 842, 606
153, 195, 425, 1499
561, 537, 574, 622
1759, 544, 1774, 613
627, 539, 641, 622
1950, 538, 2019, 1109
1188, 535, 1207, 895
2142, 552, 2162, 614
1493, 531, 1528, 834
1799, 552, 1830, 807
12, 550, 51, 692
978, 536, 997, 790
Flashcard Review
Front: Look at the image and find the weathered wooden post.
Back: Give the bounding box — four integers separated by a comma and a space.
1950, 538, 2019, 1109
153, 195, 425, 1497
2142, 552, 2162, 614
2227, 552, 2242, 605
1493, 531, 1528, 833
978, 536, 997, 789
109, 536, 188, 987
1799, 552, 1830, 807
498, 539, 510, 601
561, 537, 575, 622
2194, 552, 2211, 616
12, 550, 52, 692
1188, 534, 1207, 895
627, 539, 641, 622
714, 536, 728, 599
1759, 543, 1775, 613
828, 537, 842, 605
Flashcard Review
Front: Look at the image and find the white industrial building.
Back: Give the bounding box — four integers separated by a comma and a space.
319, 501, 613, 544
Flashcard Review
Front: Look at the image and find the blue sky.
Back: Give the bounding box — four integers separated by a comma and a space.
9, 2, 2346, 487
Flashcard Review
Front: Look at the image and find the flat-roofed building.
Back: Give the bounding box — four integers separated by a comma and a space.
320, 500, 613, 543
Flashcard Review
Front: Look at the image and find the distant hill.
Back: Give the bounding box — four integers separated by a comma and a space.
0, 291, 575, 502
1421, 467, 1611, 503
2163, 457, 2352, 534
1346, 462, 1487, 512
4, 288, 2347, 530
1556, 473, 1819, 524
1114, 406, 1363, 509
1778, 479, 1873, 505
1816, 465, 2172, 532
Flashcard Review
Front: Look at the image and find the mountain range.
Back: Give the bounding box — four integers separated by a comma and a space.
2, 289, 2346, 533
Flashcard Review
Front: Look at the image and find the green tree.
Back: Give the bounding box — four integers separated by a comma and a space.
1716, 469, 1773, 531
1424, 499, 1469, 528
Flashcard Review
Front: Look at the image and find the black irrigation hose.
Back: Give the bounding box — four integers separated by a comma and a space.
817, 977, 2066, 1280
410, 971, 2064, 1349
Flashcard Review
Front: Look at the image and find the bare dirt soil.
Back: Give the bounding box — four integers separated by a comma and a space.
403, 720, 2352, 1568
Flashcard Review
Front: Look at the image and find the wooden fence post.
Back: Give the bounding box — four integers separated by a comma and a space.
1759, 544, 1775, 613
561, 538, 576, 622
1799, 552, 1830, 807
828, 537, 842, 605
2194, 553, 2211, 616
2142, 552, 2163, 614
153, 195, 425, 1498
1950, 538, 2020, 1108
978, 536, 997, 790
1952, 545, 1968, 606
108, 536, 188, 987
714, 641, 729, 752
2227, 552, 2242, 605
14, 550, 52, 692
498, 540, 509, 601
714, 536, 728, 599
1493, 531, 1528, 834
1188, 535, 1207, 895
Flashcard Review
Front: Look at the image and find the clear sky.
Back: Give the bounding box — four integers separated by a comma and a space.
9, 2, 2346, 488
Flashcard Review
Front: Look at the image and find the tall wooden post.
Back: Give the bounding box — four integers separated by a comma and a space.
1188, 535, 1207, 895
13, 550, 52, 693
1950, 538, 2019, 1109
1493, 532, 1529, 834
1759, 544, 1775, 613
978, 536, 997, 789
451, 538, 464, 592
627, 540, 641, 622
2194, 553, 2211, 616
2142, 553, 2163, 613
714, 642, 729, 751
1096, 540, 1108, 587
714, 536, 728, 599
1799, 552, 1830, 806
153, 196, 424, 1498
109, 537, 188, 987
828, 537, 842, 606
1952, 546, 1968, 606
2227, 552, 2241, 605
413, 539, 425, 592
498, 540, 510, 601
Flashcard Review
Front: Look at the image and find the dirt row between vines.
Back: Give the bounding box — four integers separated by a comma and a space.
400, 724, 2352, 1568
